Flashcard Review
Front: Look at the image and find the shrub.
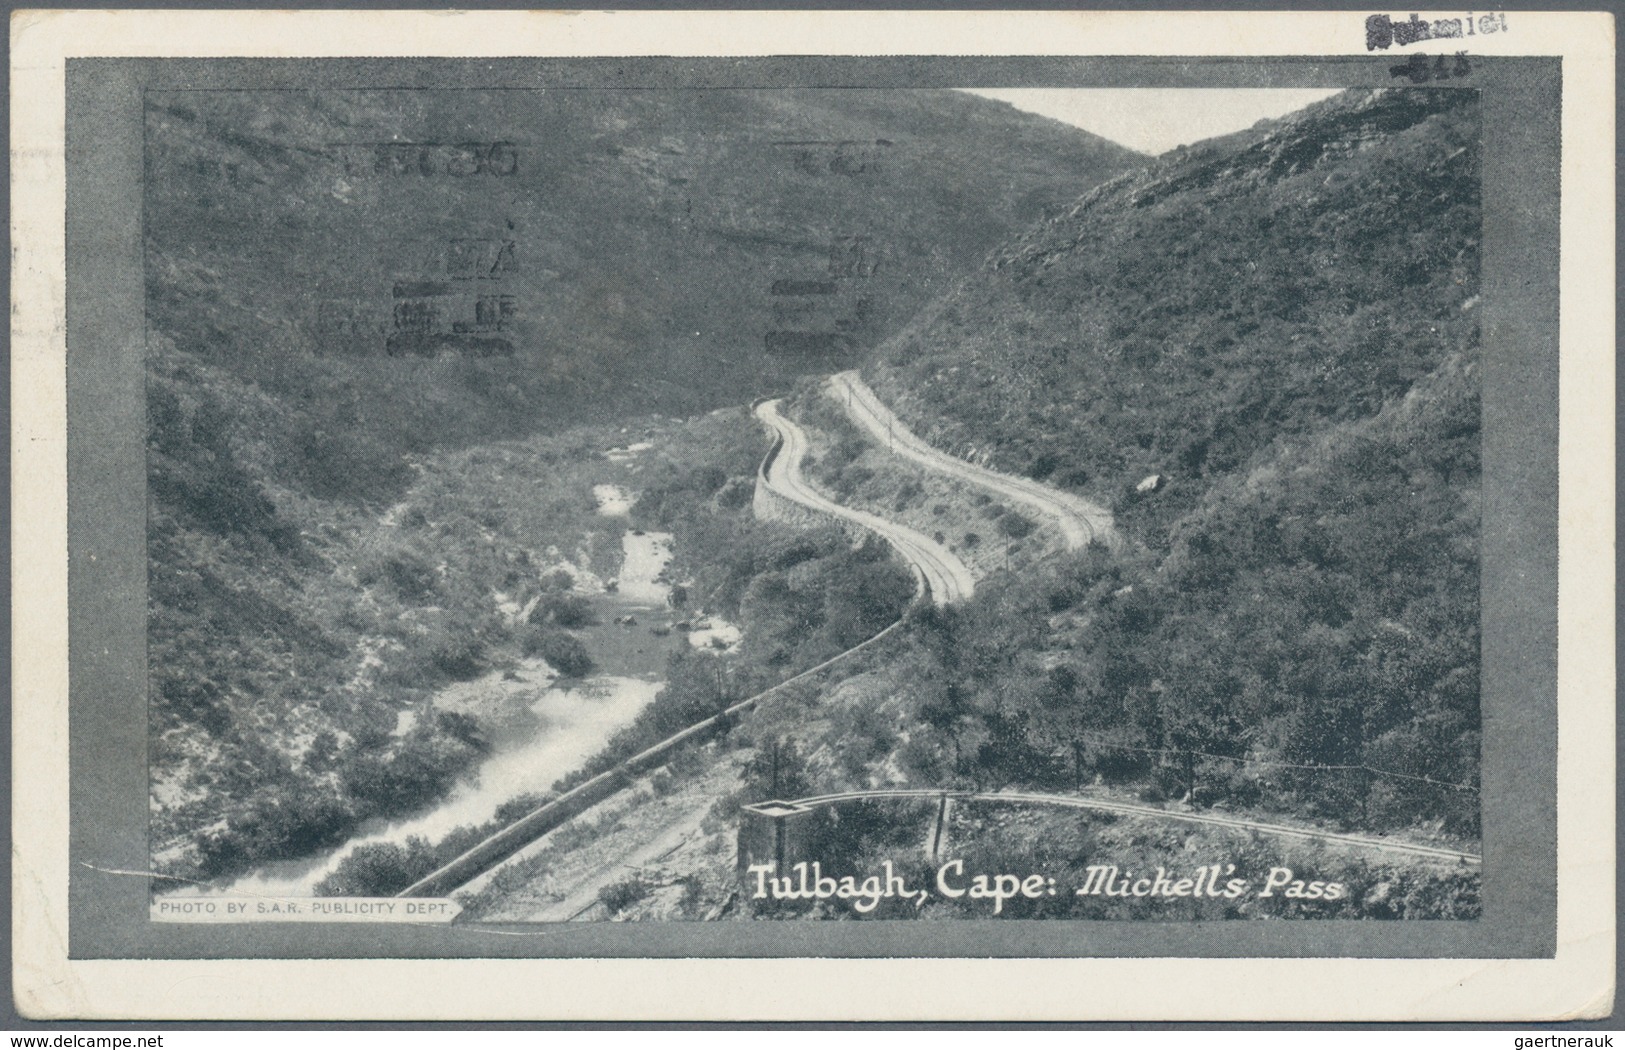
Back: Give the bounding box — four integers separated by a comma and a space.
836, 466, 875, 499
360, 552, 438, 603
998, 512, 1036, 539
523, 628, 594, 678
292, 427, 415, 506
717, 479, 753, 511
685, 465, 728, 496
893, 478, 924, 512
314, 837, 438, 897
195, 786, 357, 879
341, 726, 484, 819
1061, 468, 1091, 488
1028, 452, 1060, 480
493, 792, 549, 824
598, 875, 653, 915
158, 675, 233, 738
429, 637, 486, 681
529, 593, 596, 628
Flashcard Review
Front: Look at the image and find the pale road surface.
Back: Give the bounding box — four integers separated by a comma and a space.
755, 398, 974, 606
828, 370, 1117, 552
781, 788, 1482, 867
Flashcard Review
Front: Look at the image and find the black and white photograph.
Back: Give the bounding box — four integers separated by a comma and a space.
142, 77, 1489, 923
12, 9, 1613, 1021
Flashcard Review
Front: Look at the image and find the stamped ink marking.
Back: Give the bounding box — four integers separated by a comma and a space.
383, 233, 519, 357
763, 235, 885, 354
763, 276, 879, 355
1389, 51, 1474, 83
765, 279, 849, 354
446, 238, 516, 280
829, 235, 881, 279
1366, 11, 1505, 50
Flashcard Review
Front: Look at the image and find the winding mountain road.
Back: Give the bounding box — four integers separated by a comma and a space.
402, 392, 1471, 905
755, 398, 974, 606
780, 788, 1481, 867
827, 371, 1117, 552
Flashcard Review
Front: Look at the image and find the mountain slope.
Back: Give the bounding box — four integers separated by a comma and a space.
145, 87, 1143, 499
869, 87, 1478, 543
848, 87, 1482, 834
146, 86, 1141, 882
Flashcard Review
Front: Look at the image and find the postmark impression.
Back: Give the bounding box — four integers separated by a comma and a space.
1365, 11, 1507, 50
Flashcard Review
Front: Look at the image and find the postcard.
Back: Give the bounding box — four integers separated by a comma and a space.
10, 8, 1614, 1021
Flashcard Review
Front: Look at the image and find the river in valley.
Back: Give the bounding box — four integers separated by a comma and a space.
182, 482, 698, 899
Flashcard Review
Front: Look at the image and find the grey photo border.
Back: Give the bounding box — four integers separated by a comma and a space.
64, 53, 1556, 961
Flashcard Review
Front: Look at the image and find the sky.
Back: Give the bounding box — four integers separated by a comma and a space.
963, 88, 1343, 156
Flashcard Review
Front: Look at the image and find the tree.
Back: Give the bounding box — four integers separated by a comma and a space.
744, 738, 813, 801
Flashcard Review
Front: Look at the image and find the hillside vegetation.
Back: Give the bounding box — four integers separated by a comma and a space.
149, 345, 635, 880
857, 88, 1481, 837
147, 88, 1137, 883
145, 88, 1141, 508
